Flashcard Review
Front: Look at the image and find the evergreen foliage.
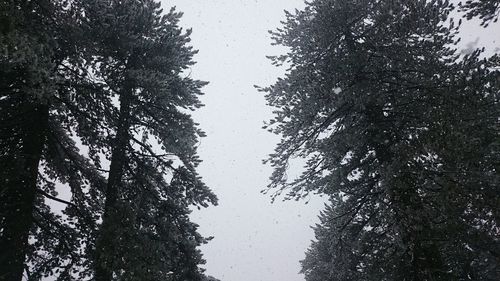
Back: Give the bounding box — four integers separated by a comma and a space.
459, 0, 500, 26
262, 0, 499, 280
78, 1, 217, 280
1, 1, 104, 280
1, 0, 217, 280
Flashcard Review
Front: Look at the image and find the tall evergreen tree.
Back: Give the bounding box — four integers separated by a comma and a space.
0, 3, 56, 278
262, 0, 499, 280
1, 1, 112, 279
0, 1, 102, 280
2, 0, 217, 279
78, 1, 217, 280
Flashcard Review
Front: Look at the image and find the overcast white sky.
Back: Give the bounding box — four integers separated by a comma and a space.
160, 1, 500, 281
162, 1, 327, 281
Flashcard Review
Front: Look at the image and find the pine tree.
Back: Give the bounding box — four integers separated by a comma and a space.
2, 1, 217, 279
0, 2, 55, 277
1, 1, 109, 279
78, 1, 217, 280
262, 0, 499, 279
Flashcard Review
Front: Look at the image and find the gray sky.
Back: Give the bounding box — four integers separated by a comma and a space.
161, 1, 500, 281
163, 1, 326, 281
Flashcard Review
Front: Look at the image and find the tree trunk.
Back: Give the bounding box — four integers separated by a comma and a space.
0, 103, 48, 281
95, 84, 132, 281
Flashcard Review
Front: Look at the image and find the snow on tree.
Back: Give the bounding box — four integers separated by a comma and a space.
77, 1, 217, 280
459, 0, 500, 26
1, 1, 217, 280
0, 1, 106, 280
262, 0, 499, 280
